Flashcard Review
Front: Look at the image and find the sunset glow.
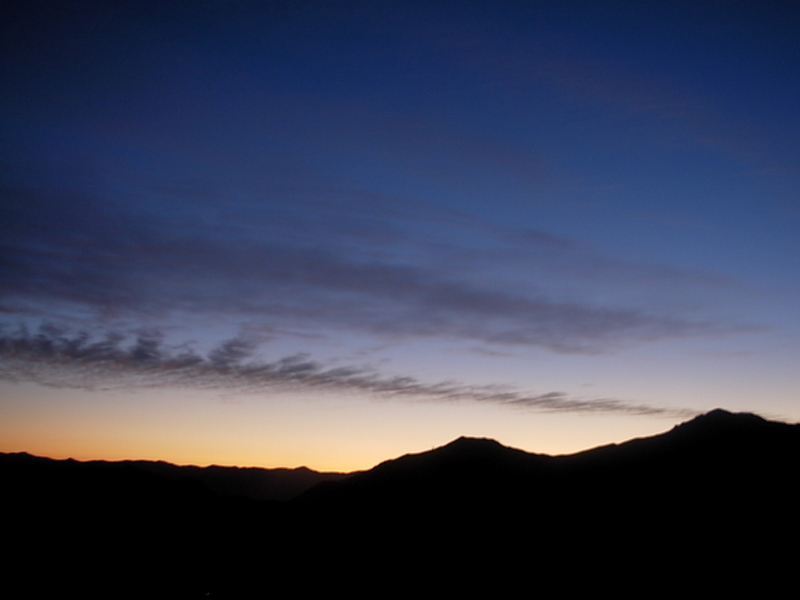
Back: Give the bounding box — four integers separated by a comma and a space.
2, 1, 799, 471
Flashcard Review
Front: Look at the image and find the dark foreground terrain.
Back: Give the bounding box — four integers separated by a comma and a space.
4, 409, 798, 597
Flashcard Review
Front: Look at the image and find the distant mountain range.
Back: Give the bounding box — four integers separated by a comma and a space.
4, 409, 798, 597
2, 451, 350, 502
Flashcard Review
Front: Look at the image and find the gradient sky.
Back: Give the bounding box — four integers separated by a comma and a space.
2, 1, 799, 471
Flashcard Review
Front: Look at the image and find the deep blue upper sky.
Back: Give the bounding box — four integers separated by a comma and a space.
2, 1, 799, 467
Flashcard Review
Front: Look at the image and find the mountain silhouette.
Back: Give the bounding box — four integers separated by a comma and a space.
290, 409, 799, 595
3, 409, 798, 597
297, 408, 798, 508
295, 434, 552, 508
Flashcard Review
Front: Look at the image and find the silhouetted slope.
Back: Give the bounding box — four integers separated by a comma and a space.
291, 409, 799, 595
1, 451, 348, 501
573, 408, 798, 463
558, 409, 799, 518
299, 408, 799, 508
297, 436, 553, 507
1, 453, 347, 598
4, 409, 798, 597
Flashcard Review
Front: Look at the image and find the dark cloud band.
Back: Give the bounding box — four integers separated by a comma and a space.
0, 182, 741, 355
0, 325, 695, 418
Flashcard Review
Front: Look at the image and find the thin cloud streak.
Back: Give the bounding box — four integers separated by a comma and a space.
1, 182, 746, 354
0, 326, 694, 418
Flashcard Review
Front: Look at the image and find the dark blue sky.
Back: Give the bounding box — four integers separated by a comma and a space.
2, 1, 799, 468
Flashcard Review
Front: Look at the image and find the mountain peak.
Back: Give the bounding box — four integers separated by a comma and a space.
653, 408, 797, 455
445, 436, 504, 448
437, 436, 524, 459
679, 408, 768, 431
700, 408, 760, 420
703, 407, 736, 418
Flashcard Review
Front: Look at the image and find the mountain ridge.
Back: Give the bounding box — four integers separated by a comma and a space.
4, 408, 798, 503
294, 407, 800, 508
3, 408, 799, 597
0, 450, 350, 502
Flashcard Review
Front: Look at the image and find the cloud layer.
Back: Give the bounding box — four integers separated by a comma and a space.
0, 325, 693, 418
0, 180, 739, 355
1, 1, 789, 433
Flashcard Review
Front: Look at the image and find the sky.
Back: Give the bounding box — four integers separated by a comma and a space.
2, 1, 799, 471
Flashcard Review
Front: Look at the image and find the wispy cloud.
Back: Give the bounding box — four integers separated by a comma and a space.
0, 181, 744, 354
0, 325, 694, 418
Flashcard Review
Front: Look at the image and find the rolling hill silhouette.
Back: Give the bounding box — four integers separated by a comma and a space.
2, 451, 348, 502
4, 409, 798, 597
287, 409, 799, 595
297, 408, 798, 511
